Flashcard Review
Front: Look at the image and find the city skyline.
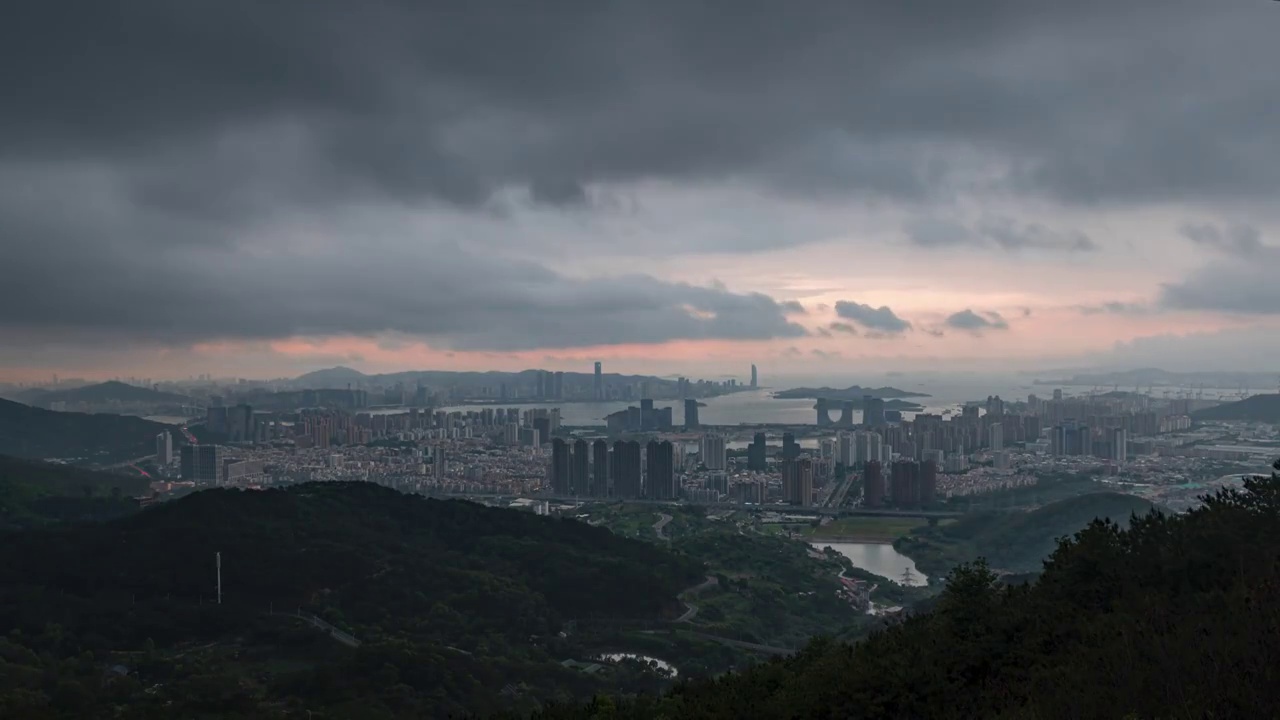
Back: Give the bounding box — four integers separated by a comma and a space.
3, 2, 1280, 382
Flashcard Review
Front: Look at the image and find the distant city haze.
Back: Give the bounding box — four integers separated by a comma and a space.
2, 2, 1279, 381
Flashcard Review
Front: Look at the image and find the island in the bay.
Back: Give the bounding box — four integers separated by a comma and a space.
772, 385, 931, 405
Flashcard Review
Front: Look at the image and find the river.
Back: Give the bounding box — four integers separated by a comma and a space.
812, 542, 929, 586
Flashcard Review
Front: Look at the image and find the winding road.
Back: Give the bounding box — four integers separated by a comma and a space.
653, 513, 673, 541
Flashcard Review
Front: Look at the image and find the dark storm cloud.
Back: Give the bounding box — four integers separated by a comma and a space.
904, 216, 1097, 252
834, 302, 911, 334
1179, 222, 1268, 256
3, 0, 1280, 354
1159, 245, 1280, 316
944, 310, 1009, 331
3, 0, 1278, 214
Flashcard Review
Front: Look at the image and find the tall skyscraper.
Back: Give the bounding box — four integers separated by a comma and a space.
593, 361, 603, 400
862, 395, 886, 427
684, 398, 700, 429
750, 364, 758, 388
890, 460, 920, 507
572, 438, 590, 495
612, 440, 643, 498
551, 438, 572, 494
989, 422, 1004, 452
1109, 427, 1128, 464
155, 431, 173, 465
701, 434, 727, 471
640, 398, 655, 431
782, 433, 800, 461
920, 459, 938, 505
781, 459, 814, 507
838, 432, 854, 467
863, 460, 884, 508
748, 432, 768, 471
645, 440, 676, 500
592, 439, 609, 496
553, 371, 565, 400
854, 430, 883, 467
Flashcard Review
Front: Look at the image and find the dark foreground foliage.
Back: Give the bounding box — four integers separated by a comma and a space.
0, 482, 703, 718
529, 461, 1280, 720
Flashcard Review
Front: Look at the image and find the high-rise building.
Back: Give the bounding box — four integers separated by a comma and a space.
684, 398, 700, 429
180, 444, 223, 484
155, 431, 173, 465
750, 364, 758, 388
592, 439, 609, 496
434, 449, 448, 479
782, 433, 800, 461
645, 440, 676, 500
989, 422, 1004, 452
551, 438, 572, 494
701, 434, 727, 471
854, 430, 883, 467
890, 460, 920, 507
781, 459, 814, 507
572, 439, 590, 495
1050, 425, 1068, 456
612, 440, 643, 498
838, 432, 854, 467
640, 398, 655, 431
1109, 427, 1128, 464
748, 432, 768, 471
862, 396, 886, 427
920, 459, 938, 505
862, 460, 884, 508
553, 371, 565, 400
593, 361, 603, 400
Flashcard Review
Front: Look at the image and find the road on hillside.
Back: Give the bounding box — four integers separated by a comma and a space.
675, 575, 719, 623
653, 513, 673, 541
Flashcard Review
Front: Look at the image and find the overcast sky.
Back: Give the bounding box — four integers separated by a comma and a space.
4, 0, 1280, 382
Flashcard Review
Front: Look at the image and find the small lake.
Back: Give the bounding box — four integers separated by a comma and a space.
813, 542, 929, 587
598, 653, 678, 677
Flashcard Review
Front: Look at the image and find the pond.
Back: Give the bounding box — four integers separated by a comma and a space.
812, 542, 929, 586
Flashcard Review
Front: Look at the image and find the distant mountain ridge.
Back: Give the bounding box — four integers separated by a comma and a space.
1193, 394, 1280, 424
0, 398, 178, 464
17, 380, 192, 406
290, 365, 699, 389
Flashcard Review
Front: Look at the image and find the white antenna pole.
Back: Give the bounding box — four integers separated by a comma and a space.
216, 552, 222, 605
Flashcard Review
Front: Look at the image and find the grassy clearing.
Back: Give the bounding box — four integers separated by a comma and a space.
805, 516, 928, 541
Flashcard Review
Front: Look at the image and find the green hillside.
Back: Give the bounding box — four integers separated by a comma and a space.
0, 482, 704, 717
1193, 393, 1280, 423
896, 492, 1156, 577
529, 463, 1280, 720
0, 398, 177, 464
0, 455, 151, 530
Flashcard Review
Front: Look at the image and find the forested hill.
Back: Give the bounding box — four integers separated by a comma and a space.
0, 454, 150, 530
0, 397, 177, 464
0, 483, 705, 717
1193, 393, 1280, 423
529, 462, 1280, 720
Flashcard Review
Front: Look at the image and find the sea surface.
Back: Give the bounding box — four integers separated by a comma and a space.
413, 376, 1041, 427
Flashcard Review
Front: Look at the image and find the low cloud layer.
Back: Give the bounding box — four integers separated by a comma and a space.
834, 302, 912, 334
944, 309, 1010, 332
904, 216, 1096, 252
3, 1, 1280, 373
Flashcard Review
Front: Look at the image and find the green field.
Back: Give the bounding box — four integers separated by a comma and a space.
804, 516, 931, 542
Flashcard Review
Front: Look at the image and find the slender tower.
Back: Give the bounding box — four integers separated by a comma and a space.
216, 551, 222, 605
